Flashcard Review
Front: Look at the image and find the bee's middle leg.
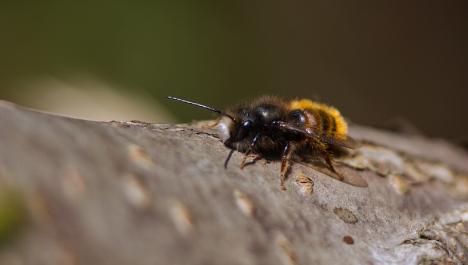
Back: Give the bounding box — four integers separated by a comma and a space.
280, 142, 296, 190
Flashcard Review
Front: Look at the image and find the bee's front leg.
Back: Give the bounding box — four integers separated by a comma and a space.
240, 133, 261, 169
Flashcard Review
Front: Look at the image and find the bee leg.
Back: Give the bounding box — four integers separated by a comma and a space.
240, 133, 261, 169
324, 154, 337, 173
322, 152, 344, 181
240, 150, 252, 169
242, 154, 263, 168
224, 149, 235, 169
280, 142, 295, 190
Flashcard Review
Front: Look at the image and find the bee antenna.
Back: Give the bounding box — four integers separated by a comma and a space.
167, 96, 236, 121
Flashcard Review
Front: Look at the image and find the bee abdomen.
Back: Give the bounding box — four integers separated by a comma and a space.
289, 99, 348, 140
317, 109, 331, 136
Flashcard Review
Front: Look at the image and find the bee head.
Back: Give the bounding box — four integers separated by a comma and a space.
167, 96, 285, 145
227, 103, 286, 142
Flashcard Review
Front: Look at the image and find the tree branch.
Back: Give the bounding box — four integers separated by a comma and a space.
0, 101, 467, 265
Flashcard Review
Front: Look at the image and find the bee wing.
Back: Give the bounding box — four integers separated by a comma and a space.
323, 135, 359, 149
297, 162, 368, 188
273, 121, 358, 149
321, 167, 368, 187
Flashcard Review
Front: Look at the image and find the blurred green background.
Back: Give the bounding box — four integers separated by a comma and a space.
0, 2, 466, 140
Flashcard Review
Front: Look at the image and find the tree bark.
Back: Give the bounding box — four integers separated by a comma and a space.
0, 100, 467, 265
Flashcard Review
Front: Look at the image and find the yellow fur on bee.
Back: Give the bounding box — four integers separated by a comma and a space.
289, 99, 348, 140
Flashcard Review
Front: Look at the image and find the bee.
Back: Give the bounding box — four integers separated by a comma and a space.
168, 96, 358, 190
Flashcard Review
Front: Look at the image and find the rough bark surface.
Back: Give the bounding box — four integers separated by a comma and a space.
0, 100, 467, 265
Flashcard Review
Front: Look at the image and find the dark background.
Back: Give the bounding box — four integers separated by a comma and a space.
0, 2, 466, 140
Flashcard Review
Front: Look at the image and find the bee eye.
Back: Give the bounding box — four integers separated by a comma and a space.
242, 120, 253, 129
233, 120, 253, 141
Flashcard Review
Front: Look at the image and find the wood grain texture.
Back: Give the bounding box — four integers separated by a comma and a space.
0, 101, 467, 265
